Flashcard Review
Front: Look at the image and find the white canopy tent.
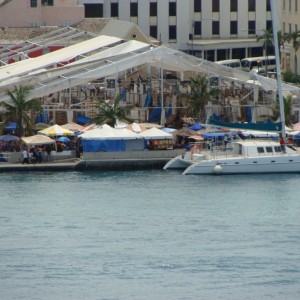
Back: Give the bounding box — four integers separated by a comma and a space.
138, 127, 173, 139
79, 124, 141, 140
0, 34, 299, 105
21, 134, 56, 146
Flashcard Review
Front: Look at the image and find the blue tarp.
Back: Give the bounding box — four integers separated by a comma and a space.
247, 107, 252, 123
121, 88, 127, 103
202, 132, 225, 139
148, 105, 171, 123
148, 106, 161, 123
35, 112, 49, 124
77, 115, 92, 125
144, 88, 153, 107
188, 122, 203, 131
82, 140, 126, 152
166, 105, 172, 118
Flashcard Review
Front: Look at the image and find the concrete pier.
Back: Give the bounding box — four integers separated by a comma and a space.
0, 152, 183, 172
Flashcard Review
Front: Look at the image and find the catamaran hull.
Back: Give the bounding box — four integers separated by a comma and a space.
163, 155, 193, 170
182, 156, 300, 175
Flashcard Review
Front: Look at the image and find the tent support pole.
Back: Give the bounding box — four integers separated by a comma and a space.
160, 60, 164, 126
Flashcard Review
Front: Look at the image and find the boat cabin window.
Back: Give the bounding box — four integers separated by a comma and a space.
257, 147, 265, 153
274, 146, 282, 152
266, 147, 273, 153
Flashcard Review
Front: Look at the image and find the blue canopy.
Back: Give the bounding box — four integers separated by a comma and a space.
56, 136, 71, 143
5, 122, 17, 130
0, 134, 20, 142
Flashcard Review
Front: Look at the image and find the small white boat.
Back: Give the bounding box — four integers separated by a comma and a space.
182, 140, 300, 175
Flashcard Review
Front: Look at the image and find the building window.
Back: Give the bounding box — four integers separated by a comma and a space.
212, 21, 220, 35
283, 0, 286, 10
248, 0, 255, 12
283, 22, 286, 34
30, 0, 37, 7
289, 0, 292, 11
169, 25, 177, 40
194, 21, 201, 35
296, 0, 298, 12
150, 25, 158, 39
111, 3, 119, 18
130, 2, 138, 17
266, 20, 272, 31
169, 2, 176, 17
41, 0, 53, 6
194, 0, 201, 12
289, 23, 292, 33
266, 0, 271, 11
212, 0, 220, 12
85, 4, 104, 18
230, 0, 238, 12
230, 21, 238, 34
248, 20, 256, 34
150, 2, 157, 17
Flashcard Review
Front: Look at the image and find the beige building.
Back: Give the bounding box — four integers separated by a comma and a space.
0, 0, 84, 27
281, 0, 300, 75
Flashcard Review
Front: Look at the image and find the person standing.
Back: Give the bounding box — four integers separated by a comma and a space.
22, 148, 29, 164
223, 134, 229, 151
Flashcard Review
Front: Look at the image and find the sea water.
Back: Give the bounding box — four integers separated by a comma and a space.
0, 170, 300, 300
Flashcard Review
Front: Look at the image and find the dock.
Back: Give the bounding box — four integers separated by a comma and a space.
0, 157, 174, 172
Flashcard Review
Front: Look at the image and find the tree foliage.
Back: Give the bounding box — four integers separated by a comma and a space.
1, 85, 42, 137
93, 96, 133, 127
181, 75, 218, 122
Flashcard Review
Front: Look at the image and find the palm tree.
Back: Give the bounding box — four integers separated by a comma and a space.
266, 94, 293, 126
181, 75, 218, 122
0, 85, 42, 137
93, 96, 133, 127
286, 30, 300, 53
257, 29, 274, 73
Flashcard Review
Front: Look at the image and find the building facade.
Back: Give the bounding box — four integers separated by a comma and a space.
0, 0, 84, 27
79, 0, 280, 61
0, 0, 283, 62
281, 0, 300, 75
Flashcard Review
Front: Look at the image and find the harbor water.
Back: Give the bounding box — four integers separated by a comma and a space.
0, 170, 300, 300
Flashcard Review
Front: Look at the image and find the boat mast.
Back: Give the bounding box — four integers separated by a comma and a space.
270, 0, 286, 140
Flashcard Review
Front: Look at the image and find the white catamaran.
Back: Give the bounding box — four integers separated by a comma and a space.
164, 1, 300, 175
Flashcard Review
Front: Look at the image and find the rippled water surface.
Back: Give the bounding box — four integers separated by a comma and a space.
0, 170, 300, 300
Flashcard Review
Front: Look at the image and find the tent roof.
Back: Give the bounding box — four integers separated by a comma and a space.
0, 35, 122, 83
21, 134, 55, 145
0, 34, 299, 104
79, 124, 140, 140
138, 127, 173, 139
138, 122, 163, 129
126, 122, 147, 133
61, 122, 84, 132
38, 124, 74, 136
173, 127, 199, 137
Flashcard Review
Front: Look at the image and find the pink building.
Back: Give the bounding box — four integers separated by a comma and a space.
0, 0, 84, 27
